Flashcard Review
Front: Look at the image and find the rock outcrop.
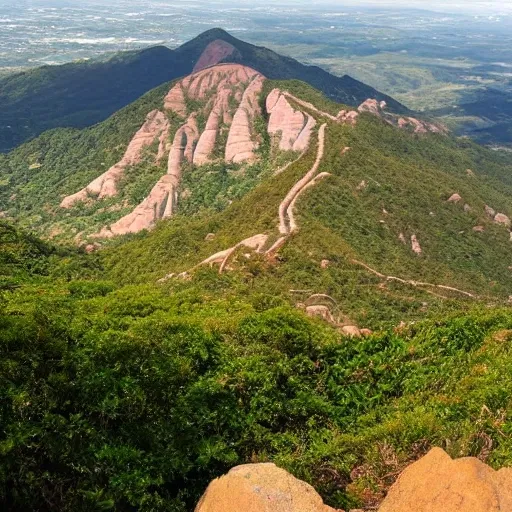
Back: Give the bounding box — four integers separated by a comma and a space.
358, 98, 445, 134
447, 193, 462, 203
379, 447, 512, 512
90, 64, 266, 237
194, 463, 339, 512
225, 75, 264, 163
266, 89, 317, 151
494, 213, 511, 227
60, 110, 170, 208
411, 234, 422, 255
193, 39, 240, 73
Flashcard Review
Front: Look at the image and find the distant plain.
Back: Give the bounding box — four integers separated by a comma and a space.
2, 1, 512, 145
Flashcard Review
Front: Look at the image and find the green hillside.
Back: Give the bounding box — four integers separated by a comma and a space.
2, 221, 512, 511
2, 74, 512, 511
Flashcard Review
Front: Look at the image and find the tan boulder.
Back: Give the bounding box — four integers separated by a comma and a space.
485, 205, 496, 218
195, 463, 339, 512
447, 193, 462, 203
494, 213, 511, 227
379, 447, 512, 512
342, 325, 361, 337
305, 305, 336, 324
411, 234, 422, 255
358, 98, 384, 116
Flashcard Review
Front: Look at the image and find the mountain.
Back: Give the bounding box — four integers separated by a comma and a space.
0, 28, 408, 153
2, 62, 512, 510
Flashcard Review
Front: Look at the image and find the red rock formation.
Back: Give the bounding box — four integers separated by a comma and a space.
358, 98, 386, 116
266, 88, 317, 152
164, 84, 187, 117
193, 39, 240, 73
225, 75, 264, 163
99, 175, 175, 237
359, 99, 445, 134
337, 110, 359, 125
193, 86, 231, 165
61, 110, 169, 208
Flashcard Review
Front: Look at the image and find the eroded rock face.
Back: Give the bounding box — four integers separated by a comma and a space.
193, 39, 240, 73
379, 447, 512, 512
225, 75, 264, 163
99, 175, 175, 237
90, 64, 268, 238
164, 84, 187, 117
195, 463, 339, 512
266, 89, 316, 152
61, 110, 170, 208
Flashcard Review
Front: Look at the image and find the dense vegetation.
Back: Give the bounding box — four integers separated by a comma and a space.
2, 74, 512, 511
1, 229, 512, 510
0, 28, 407, 153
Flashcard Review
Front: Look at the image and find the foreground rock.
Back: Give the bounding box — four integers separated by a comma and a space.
195, 463, 339, 512
379, 447, 512, 512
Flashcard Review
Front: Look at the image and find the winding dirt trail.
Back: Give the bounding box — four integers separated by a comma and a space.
159, 123, 330, 280
282, 93, 338, 121
277, 124, 327, 235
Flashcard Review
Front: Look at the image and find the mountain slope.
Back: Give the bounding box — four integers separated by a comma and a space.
0, 28, 408, 152
4, 61, 512, 324
3, 65, 512, 511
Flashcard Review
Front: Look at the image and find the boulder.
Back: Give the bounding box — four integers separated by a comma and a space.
447, 193, 462, 203
194, 463, 339, 512
305, 305, 336, 324
342, 325, 361, 337
473, 225, 485, 232
411, 234, 422, 255
321, 259, 330, 269
358, 98, 384, 116
485, 205, 496, 218
379, 447, 512, 512
494, 213, 511, 227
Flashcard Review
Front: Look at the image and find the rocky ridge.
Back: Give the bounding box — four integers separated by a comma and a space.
59, 63, 448, 239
